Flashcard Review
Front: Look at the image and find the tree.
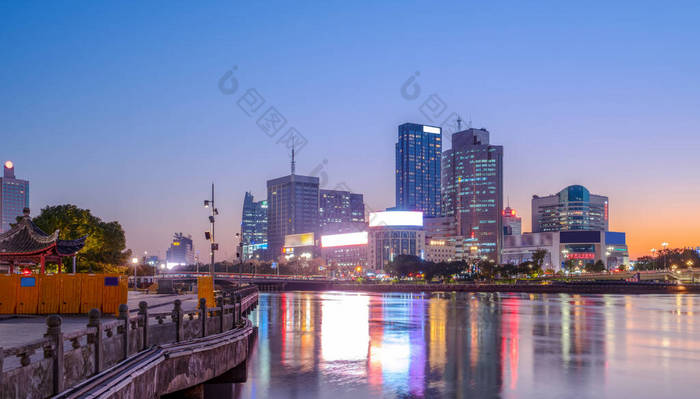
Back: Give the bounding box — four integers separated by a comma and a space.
531, 249, 548, 272
32, 204, 131, 272
585, 260, 606, 273
386, 255, 424, 278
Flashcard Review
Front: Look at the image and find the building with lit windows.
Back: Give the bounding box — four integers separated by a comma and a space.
425, 238, 456, 263
319, 189, 365, 234
320, 231, 368, 268
503, 230, 628, 272
267, 174, 319, 260
532, 185, 608, 232
240, 192, 268, 261
367, 211, 425, 270
166, 233, 194, 267
395, 123, 442, 217
442, 128, 503, 262
503, 207, 521, 236
0, 161, 29, 233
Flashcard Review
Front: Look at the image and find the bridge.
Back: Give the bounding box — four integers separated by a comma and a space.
0, 285, 259, 399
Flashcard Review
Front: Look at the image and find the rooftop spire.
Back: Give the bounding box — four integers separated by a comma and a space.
291, 142, 296, 175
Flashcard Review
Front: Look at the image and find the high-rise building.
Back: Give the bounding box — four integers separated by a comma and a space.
0, 161, 29, 233
319, 189, 365, 234
166, 233, 194, 267
395, 123, 442, 217
240, 192, 268, 261
503, 207, 522, 236
442, 128, 504, 262
532, 185, 608, 232
267, 174, 319, 260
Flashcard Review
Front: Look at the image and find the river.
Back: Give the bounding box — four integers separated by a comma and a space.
222, 291, 700, 398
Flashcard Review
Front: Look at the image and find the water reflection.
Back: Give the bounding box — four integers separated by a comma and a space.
230, 292, 700, 399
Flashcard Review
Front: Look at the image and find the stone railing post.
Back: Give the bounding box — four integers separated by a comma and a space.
138, 301, 148, 350
235, 294, 241, 327
87, 309, 103, 374
199, 298, 208, 337
216, 297, 224, 333
0, 346, 4, 388
45, 315, 64, 395
172, 299, 183, 342
118, 304, 129, 360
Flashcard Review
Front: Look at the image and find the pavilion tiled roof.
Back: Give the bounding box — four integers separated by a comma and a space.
0, 210, 86, 256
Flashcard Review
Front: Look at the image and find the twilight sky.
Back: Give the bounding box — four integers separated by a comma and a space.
2, 1, 699, 260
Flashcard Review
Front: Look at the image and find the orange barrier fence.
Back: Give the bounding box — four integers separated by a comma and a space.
0, 274, 127, 315
197, 276, 215, 308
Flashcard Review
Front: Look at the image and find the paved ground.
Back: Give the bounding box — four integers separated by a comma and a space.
0, 292, 198, 349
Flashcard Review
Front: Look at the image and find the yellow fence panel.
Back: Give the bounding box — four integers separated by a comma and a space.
0, 275, 18, 314
16, 275, 39, 314
60, 274, 81, 314
80, 274, 103, 314
102, 275, 127, 315
197, 276, 215, 309
38, 275, 61, 314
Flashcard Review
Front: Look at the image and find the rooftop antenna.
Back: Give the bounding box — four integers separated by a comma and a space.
291, 142, 296, 175
468, 113, 473, 129
456, 116, 463, 131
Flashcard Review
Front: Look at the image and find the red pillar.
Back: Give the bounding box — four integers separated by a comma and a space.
9, 260, 14, 274
40, 255, 46, 274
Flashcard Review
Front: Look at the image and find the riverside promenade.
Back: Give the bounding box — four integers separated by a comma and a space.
0, 286, 259, 399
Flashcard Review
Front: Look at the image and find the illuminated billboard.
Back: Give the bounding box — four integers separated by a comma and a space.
369, 211, 423, 227
423, 125, 440, 134
284, 232, 315, 248
321, 231, 369, 248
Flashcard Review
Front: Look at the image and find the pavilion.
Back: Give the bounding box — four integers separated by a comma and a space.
0, 208, 87, 274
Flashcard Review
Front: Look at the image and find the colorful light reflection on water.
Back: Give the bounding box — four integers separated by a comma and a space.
229, 292, 700, 398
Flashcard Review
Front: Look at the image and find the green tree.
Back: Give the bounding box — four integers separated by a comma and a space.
531, 248, 548, 272
32, 204, 131, 273
585, 260, 606, 273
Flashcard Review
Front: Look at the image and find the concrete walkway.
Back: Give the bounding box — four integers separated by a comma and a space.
0, 292, 198, 349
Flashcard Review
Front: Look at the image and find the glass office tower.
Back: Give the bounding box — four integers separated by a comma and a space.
240, 192, 268, 261
266, 174, 319, 260
0, 161, 30, 233
442, 128, 503, 262
395, 123, 442, 217
532, 185, 609, 232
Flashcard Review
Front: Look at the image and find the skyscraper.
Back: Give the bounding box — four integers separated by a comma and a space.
532, 185, 608, 232
165, 233, 194, 267
267, 174, 319, 260
240, 192, 268, 261
503, 207, 522, 236
395, 123, 442, 217
0, 161, 29, 233
319, 189, 365, 234
442, 128, 504, 262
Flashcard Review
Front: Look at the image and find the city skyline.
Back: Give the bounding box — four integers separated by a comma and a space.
2, 2, 699, 260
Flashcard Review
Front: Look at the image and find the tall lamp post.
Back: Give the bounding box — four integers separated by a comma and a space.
131, 257, 139, 287
661, 242, 669, 269
204, 183, 219, 284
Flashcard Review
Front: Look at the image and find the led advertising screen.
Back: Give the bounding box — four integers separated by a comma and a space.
284, 232, 315, 248
368, 211, 423, 227
321, 231, 369, 248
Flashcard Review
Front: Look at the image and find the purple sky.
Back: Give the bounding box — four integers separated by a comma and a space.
2, 1, 699, 259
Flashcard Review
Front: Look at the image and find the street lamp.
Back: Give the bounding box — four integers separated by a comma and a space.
661, 242, 669, 269
131, 257, 139, 286
203, 183, 218, 283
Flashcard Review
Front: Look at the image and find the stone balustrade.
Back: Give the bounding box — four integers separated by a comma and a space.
0, 288, 258, 399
